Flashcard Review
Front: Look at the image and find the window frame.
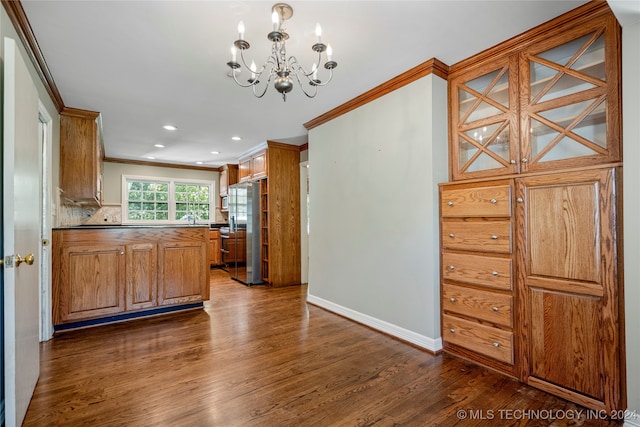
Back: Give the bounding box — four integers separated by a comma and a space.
121, 175, 215, 225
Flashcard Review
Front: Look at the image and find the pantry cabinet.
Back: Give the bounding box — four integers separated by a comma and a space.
449, 12, 620, 181
440, 2, 624, 413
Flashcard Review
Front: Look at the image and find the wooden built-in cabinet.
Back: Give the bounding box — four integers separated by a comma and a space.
53, 227, 209, 326
441, 2, 624, 413
60, 107, 104, 206
449, 10, 620, 181
219, 164, 238, 198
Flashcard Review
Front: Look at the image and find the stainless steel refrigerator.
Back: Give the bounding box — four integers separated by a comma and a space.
228, 181, 262, 285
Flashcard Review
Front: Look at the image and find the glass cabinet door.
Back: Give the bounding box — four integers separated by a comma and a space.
520, 14, 620, 172
450, 56, 519, 180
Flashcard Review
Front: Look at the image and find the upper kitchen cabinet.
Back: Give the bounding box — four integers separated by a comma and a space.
239, 148, 267, 182
219, 164, 238, 198
60, 108, 104, 205
449, 9, 621, 181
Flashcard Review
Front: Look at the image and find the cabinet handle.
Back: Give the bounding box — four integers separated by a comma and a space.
510, 160, 516, 164
491, 235, 498, 240
492, 271, 498, 276
449, 233, 455, 238
521, 158, 528, 163
450, 328, 455, 334
516, 197, 524, 203
490, 198, 497, 204
492, 306, 499, 312
449, 265, 455, 271
492, 342, 500, 348
449, 297, 456, 303
120, 251, 124, 255
447, 201, 454, 207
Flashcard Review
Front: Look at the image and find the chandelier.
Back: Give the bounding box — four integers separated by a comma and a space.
226, 3, 337, 101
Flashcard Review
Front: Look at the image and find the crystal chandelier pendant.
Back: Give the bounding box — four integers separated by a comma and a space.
226, 3, 337, 101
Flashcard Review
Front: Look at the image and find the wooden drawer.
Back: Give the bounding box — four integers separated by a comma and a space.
442, 252, 512, 290
441, 184, 512, 218
442, 221, 512, 254
209, 230, 220, 239
443, 314, 513, 364
442, 283, 512, 327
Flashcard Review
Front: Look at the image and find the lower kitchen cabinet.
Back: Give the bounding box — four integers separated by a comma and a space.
158, 241, 209, 306
209, 229, 221, 266
58, 244, 126, 322
53, 226, 210, 326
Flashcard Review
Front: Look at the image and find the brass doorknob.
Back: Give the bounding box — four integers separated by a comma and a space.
15, 253, 35, 267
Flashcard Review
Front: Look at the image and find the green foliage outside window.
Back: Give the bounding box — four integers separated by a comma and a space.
125, 179, 211, 222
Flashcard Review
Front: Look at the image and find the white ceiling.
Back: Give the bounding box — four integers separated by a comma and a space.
21, 0, 592, 168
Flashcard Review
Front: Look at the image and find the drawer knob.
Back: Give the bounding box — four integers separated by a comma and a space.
449, 265, 455, 271
521, 158, 529, 163
447, 201, 454, 207
449, 233, 455, 238
491, 235, 498, 240
492, 271, 498, 276
449, 328, 455, 334
490, 198, 497, 204
449, 297, 456, 303
120, 251, 125, 256
517, 197, 524, 203
492, 342, 500, 348
492, 306, 499, 312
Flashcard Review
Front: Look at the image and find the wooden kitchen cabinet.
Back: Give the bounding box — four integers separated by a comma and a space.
219, 164, 238, 198
126, 243, 157, 311
53, 227, 209, 327
239, 148, 267, 182
209, 229, 221, 266
60, 107, 104, 205
57, 244, 126, 323
158, 241, 209, 306
448, 9, 620, 181
516, 168, 623, 412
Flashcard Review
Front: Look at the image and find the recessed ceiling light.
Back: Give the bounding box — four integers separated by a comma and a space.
196, 161, 204, 165
146, 156, 156, 160
211, 151, 220, 155
154, 144, 165, 148
231, 136, 242, 141
162, 125, 178, 131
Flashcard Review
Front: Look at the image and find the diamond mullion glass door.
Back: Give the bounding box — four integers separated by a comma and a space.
520, 14, 621, 173
451, 56, 519, 181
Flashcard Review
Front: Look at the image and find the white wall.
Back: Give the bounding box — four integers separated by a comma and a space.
307, 74, 448, 351
619, 5, 640, 423
103, 161, 219, 205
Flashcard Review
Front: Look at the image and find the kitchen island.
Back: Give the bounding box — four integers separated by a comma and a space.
52, 225, 210, 330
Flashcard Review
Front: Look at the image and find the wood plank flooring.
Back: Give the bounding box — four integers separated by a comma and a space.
23, 269, 620, 426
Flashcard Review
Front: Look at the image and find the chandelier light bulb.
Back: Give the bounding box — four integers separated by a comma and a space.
326, 44, 333, 61
272, 11, 279, 30
312, 63, 318, 80
315, 23, 322, 43
250, 61, 257, 79
231, 46, 237, 62
238, 21, 245, 40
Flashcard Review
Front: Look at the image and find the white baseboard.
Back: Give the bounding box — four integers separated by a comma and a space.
625, 416, 640, 427
307, 294, 443, 353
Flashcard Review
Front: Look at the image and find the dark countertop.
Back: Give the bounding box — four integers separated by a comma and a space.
54, 224, 215, 230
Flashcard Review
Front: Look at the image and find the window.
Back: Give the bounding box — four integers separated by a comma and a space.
122, 175, 214, 224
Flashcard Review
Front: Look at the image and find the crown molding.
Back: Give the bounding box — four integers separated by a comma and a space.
2, 0, 65, 111
303, 58, 449, 131
104, 157, 221, 172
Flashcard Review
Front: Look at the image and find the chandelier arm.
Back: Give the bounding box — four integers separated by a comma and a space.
290, 66, 319, 98
310, 67, 335, 87
237, 49, 276, 79
229, 69, 259, 88
251, 71, 276, 98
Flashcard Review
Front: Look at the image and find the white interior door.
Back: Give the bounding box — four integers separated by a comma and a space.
3, 37, 41, 427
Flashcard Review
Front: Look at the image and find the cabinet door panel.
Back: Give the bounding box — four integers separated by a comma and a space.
60, 245, 125, 321
126, 243, 157, 310
158, 241, 208, 305
517, 167, 622, 411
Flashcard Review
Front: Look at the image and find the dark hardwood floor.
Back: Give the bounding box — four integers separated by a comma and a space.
23, 269, 620, 426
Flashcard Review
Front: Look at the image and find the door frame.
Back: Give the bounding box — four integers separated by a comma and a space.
39, 101, 53, 341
